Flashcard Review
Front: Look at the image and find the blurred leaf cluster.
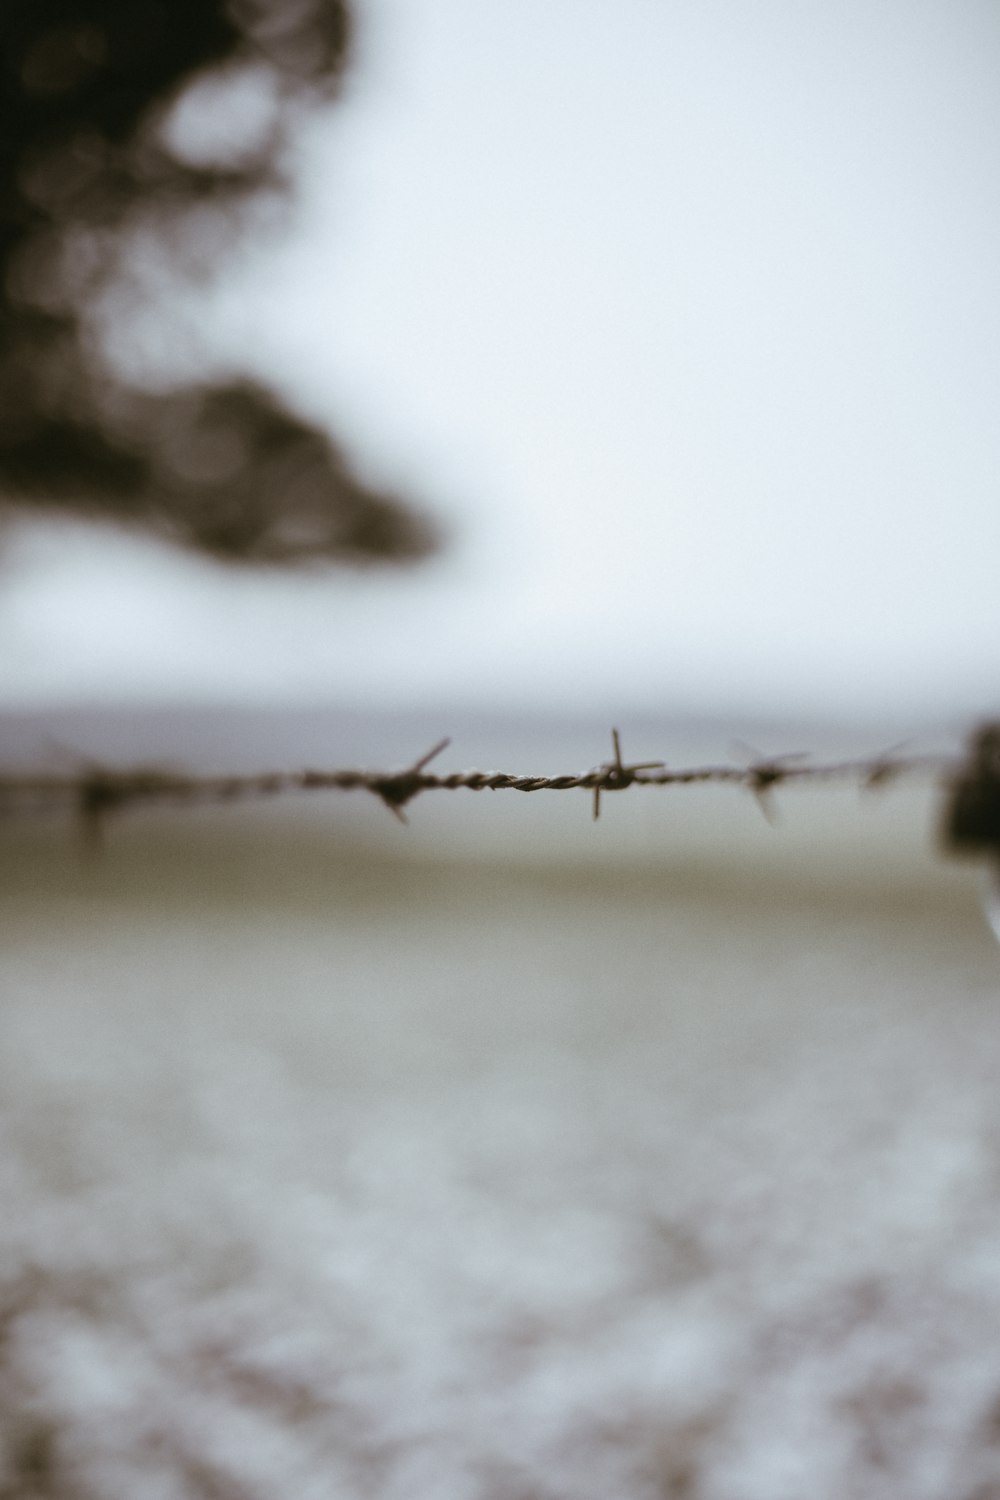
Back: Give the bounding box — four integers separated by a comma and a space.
0, 0, 438, 565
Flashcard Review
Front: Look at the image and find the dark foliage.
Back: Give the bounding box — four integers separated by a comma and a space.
0, 0, 438, 565
944, 725, 1000, 855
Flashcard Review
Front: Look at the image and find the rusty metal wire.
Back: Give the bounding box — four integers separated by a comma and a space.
0, 729, 958, 839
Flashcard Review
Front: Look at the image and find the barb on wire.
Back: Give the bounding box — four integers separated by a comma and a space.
862, 743, 913, 792
591, 729, 665, 821
731, 744, 810, 825
370, 738, 451, 823
0, 727, 959, 838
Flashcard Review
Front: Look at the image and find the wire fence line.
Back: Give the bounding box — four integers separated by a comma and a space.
0, 729, 961, 839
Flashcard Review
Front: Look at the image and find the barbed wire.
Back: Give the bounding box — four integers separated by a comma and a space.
0, 729, 960, 842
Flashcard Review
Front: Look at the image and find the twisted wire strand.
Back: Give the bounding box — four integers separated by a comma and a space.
0, 730, 958, 834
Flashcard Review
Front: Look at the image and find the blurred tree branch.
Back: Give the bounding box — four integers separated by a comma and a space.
0, 0, 439, 564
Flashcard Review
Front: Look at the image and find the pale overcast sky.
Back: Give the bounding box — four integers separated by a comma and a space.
1, 0, 999, 721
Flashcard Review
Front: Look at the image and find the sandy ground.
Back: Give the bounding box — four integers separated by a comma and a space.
2, 786, 1000, 1499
